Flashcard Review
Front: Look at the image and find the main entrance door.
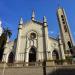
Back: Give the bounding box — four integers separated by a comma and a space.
29, 47, 36, 65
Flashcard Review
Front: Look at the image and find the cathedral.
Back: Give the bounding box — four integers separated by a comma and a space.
0, 7, 75, 66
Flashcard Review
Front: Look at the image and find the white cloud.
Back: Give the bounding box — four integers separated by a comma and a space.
49, 31, 54, 34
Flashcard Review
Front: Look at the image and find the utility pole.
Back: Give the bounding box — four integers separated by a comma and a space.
42, 16, 47, 75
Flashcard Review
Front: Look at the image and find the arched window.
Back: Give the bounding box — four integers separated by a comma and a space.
67, 41, 73, 54
64, 25, 67, 32
30, 33, 36, 39
68, 41, 72, 48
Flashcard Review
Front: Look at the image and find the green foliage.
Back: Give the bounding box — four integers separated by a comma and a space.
0, 28, 12, 48
0, 27, 12, 61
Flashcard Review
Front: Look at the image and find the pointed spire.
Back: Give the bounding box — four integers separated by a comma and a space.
43, 16, 47, 26
0, 19, 2, 27
18, 17, 23, 29
0, 19, 3, 36
6, 36, 9, 43
43, 16, 47, 23
57, 0, 62, 8
31, 10, 35, 21
19, 17, 23, 25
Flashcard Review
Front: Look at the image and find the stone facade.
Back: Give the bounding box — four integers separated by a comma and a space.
1, 7, 74, 65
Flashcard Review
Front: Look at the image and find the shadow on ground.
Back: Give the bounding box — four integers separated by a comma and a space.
47, 68, 75, 75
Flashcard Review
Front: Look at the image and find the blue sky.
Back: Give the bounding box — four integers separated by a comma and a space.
0, 0, 75, 42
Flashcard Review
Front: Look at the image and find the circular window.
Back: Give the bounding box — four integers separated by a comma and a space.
30, 33, 36, 39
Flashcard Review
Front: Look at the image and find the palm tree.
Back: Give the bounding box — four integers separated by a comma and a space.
0, 28, 12, 61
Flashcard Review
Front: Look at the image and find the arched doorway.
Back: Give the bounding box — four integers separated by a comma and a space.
8, 52, 14, 63
52, 50, 59, 64
29, 46, 36, 65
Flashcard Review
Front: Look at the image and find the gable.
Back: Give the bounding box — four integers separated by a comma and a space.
21, 21, 44, 36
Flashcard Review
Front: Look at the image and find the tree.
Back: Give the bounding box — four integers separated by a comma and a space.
0, 28, 12, 61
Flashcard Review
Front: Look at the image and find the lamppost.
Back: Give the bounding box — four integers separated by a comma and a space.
42, 16, 47, 75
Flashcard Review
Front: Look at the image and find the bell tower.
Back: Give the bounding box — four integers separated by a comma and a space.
57, 8, 74, 57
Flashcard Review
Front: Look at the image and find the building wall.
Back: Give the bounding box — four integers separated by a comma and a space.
57, 8, 73, 55
2, 20, 65, 64
2, 7, 74, 65
15, 21, 46, 63
2, 41, 14, 62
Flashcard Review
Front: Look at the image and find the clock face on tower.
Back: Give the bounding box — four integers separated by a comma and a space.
30, 33, 36, 39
